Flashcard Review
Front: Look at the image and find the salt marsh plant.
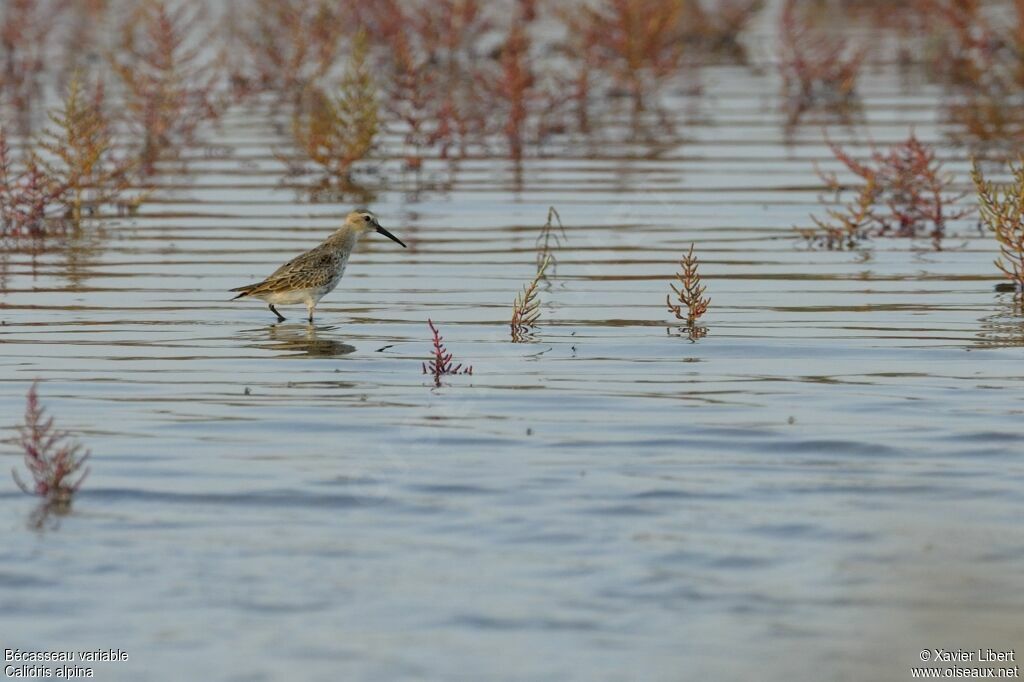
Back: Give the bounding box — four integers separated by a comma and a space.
687, 0, 762, 57
12, 382, 90, 517
0, 0, 63, 128
386, 44, 459, 171
480, 13, 567, 163
511, 254, 551, 343
972, 159, 1024, 293
113, 2, 221, 174
236, 0, 348, 105
0, 128, 64, 239
366, 0, 490, 75
778, 0, 864, 123
61, 1, 110, 80
808, 134, 971, 249
423, 319, 473, 387
536, 206, 566, 272
374, 0, 489, 104
38, 73, 134, 224
291, 31, 378, 181
945, 95, 1024, 149
915, 0, 1024, 147
483, 23, 534, 161
561, 0, 690, 111
800, 174, 878, 251
919, 0, 992, 86
372, 0, 490, 169
916, 0, 1024, 91
556, 0, 759, 130
667, 243, 710, 327
0, 73, 141, 236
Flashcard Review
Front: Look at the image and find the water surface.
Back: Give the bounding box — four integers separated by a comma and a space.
1, 6, 1023, 681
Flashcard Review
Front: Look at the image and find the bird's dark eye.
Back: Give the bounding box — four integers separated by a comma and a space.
363, 215, 371, 222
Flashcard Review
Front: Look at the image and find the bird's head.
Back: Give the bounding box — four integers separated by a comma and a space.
345, 209, 406, 248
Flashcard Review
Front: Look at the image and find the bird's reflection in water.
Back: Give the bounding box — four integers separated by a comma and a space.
245, 323, 357, 358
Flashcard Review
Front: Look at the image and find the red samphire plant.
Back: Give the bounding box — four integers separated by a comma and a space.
667, 243, 710, 326
369, 0, 491, 169
422, 319, 472, 387
113, 2, 221, 174
562, 0, 689, 112
778, 0, 864, 123
0, 127, 65, 239
12, 382, 90, 511
810, 133, 972, 249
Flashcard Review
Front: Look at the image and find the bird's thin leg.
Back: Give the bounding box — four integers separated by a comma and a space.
269, 304, 286, 323
306, 302, 315, 324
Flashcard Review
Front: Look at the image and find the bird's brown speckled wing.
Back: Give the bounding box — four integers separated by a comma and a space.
232, 245, 339, 294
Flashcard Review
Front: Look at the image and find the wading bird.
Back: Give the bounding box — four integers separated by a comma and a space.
230, 209, 406, 323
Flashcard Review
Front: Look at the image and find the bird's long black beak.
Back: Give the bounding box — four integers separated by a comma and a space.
376, 224, 407, 248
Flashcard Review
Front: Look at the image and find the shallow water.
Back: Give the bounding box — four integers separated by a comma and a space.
2, 7, 1024, 682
